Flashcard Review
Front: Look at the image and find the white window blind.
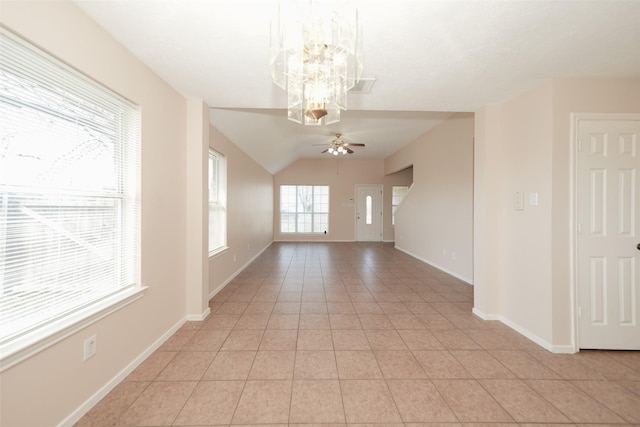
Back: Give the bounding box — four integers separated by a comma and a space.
0, 28, 141, 357
280, 185, 329, 233
208, 150, 226, 255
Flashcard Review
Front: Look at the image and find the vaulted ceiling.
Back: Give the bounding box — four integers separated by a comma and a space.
75, 0, 640, 174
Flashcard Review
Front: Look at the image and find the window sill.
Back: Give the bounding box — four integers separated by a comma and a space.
209, 246, 229, 259
279, 233, 329, 235
0, 286, 147, 372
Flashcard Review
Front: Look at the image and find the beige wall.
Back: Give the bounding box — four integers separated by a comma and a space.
274, 159, 412, 242
1, 1, 189, 425
474, 78, 640, 351
473, 83, 555, 345
186, 99, 211, 319
473, 107, 502, 315
208, 125, 274, 296
386, 113, 475, 283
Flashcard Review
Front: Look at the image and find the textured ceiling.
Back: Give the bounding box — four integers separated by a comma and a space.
75, 0, 640, 174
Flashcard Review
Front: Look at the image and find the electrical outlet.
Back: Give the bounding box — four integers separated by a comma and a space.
83, 335, 97, 361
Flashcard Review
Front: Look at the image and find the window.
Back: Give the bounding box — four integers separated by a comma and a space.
0, 29, 141, 366
280, 185, 329, 233
392, 185, 409, 225
208, 150, 227, 255
365, 195, 373, 225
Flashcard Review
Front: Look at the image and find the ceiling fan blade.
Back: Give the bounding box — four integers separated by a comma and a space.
346, 147, 354, 154
321, 148, 329, 153
346, 143, 365, 147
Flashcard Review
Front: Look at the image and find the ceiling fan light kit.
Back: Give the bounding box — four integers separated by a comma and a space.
328, 145, 347, 155
270, 0, 363, 126
322, 133, 364, 156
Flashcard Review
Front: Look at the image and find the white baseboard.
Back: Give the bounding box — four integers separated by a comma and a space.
550, 344, 578, 354
273, 239, 354, 243
274, 239, 396, 244
394, 245, 473, 285
472, 307, 578, 354
208, 242, 272, 300
471, 307, 491, 320
185, 306, 210, 322
58, 317, 187, 427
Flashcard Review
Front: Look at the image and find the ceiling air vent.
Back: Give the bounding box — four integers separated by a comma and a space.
349, 78, 376, 93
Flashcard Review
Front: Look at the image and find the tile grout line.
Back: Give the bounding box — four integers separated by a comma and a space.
225, 301, 258, 426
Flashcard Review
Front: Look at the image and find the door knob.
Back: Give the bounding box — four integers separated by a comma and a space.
637, 243, 640, 251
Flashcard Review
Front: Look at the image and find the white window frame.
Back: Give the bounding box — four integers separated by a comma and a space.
0, 28, 144, 371
280, 185, 329, 234
208, 149, 227, 256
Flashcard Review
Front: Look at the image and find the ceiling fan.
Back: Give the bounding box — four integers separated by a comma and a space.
317, 133, 365, 156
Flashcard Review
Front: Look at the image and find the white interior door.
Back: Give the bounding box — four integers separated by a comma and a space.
356, 185, 383, 241
577, 116, 640, 349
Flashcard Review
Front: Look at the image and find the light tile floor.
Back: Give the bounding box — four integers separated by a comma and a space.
77, 242, 640, 426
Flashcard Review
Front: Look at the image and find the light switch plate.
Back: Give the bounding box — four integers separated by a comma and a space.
514, 191, 524, 210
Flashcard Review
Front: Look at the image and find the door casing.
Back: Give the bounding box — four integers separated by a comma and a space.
571, 112, 640, 351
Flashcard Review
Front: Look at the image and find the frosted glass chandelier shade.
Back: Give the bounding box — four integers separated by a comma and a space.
270, 0, 363, 125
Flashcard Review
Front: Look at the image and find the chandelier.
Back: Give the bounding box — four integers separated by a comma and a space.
270, 0, 363, 126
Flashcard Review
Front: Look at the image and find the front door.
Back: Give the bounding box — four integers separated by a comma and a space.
356, 185, 383, 242
576, 115, 640, 349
